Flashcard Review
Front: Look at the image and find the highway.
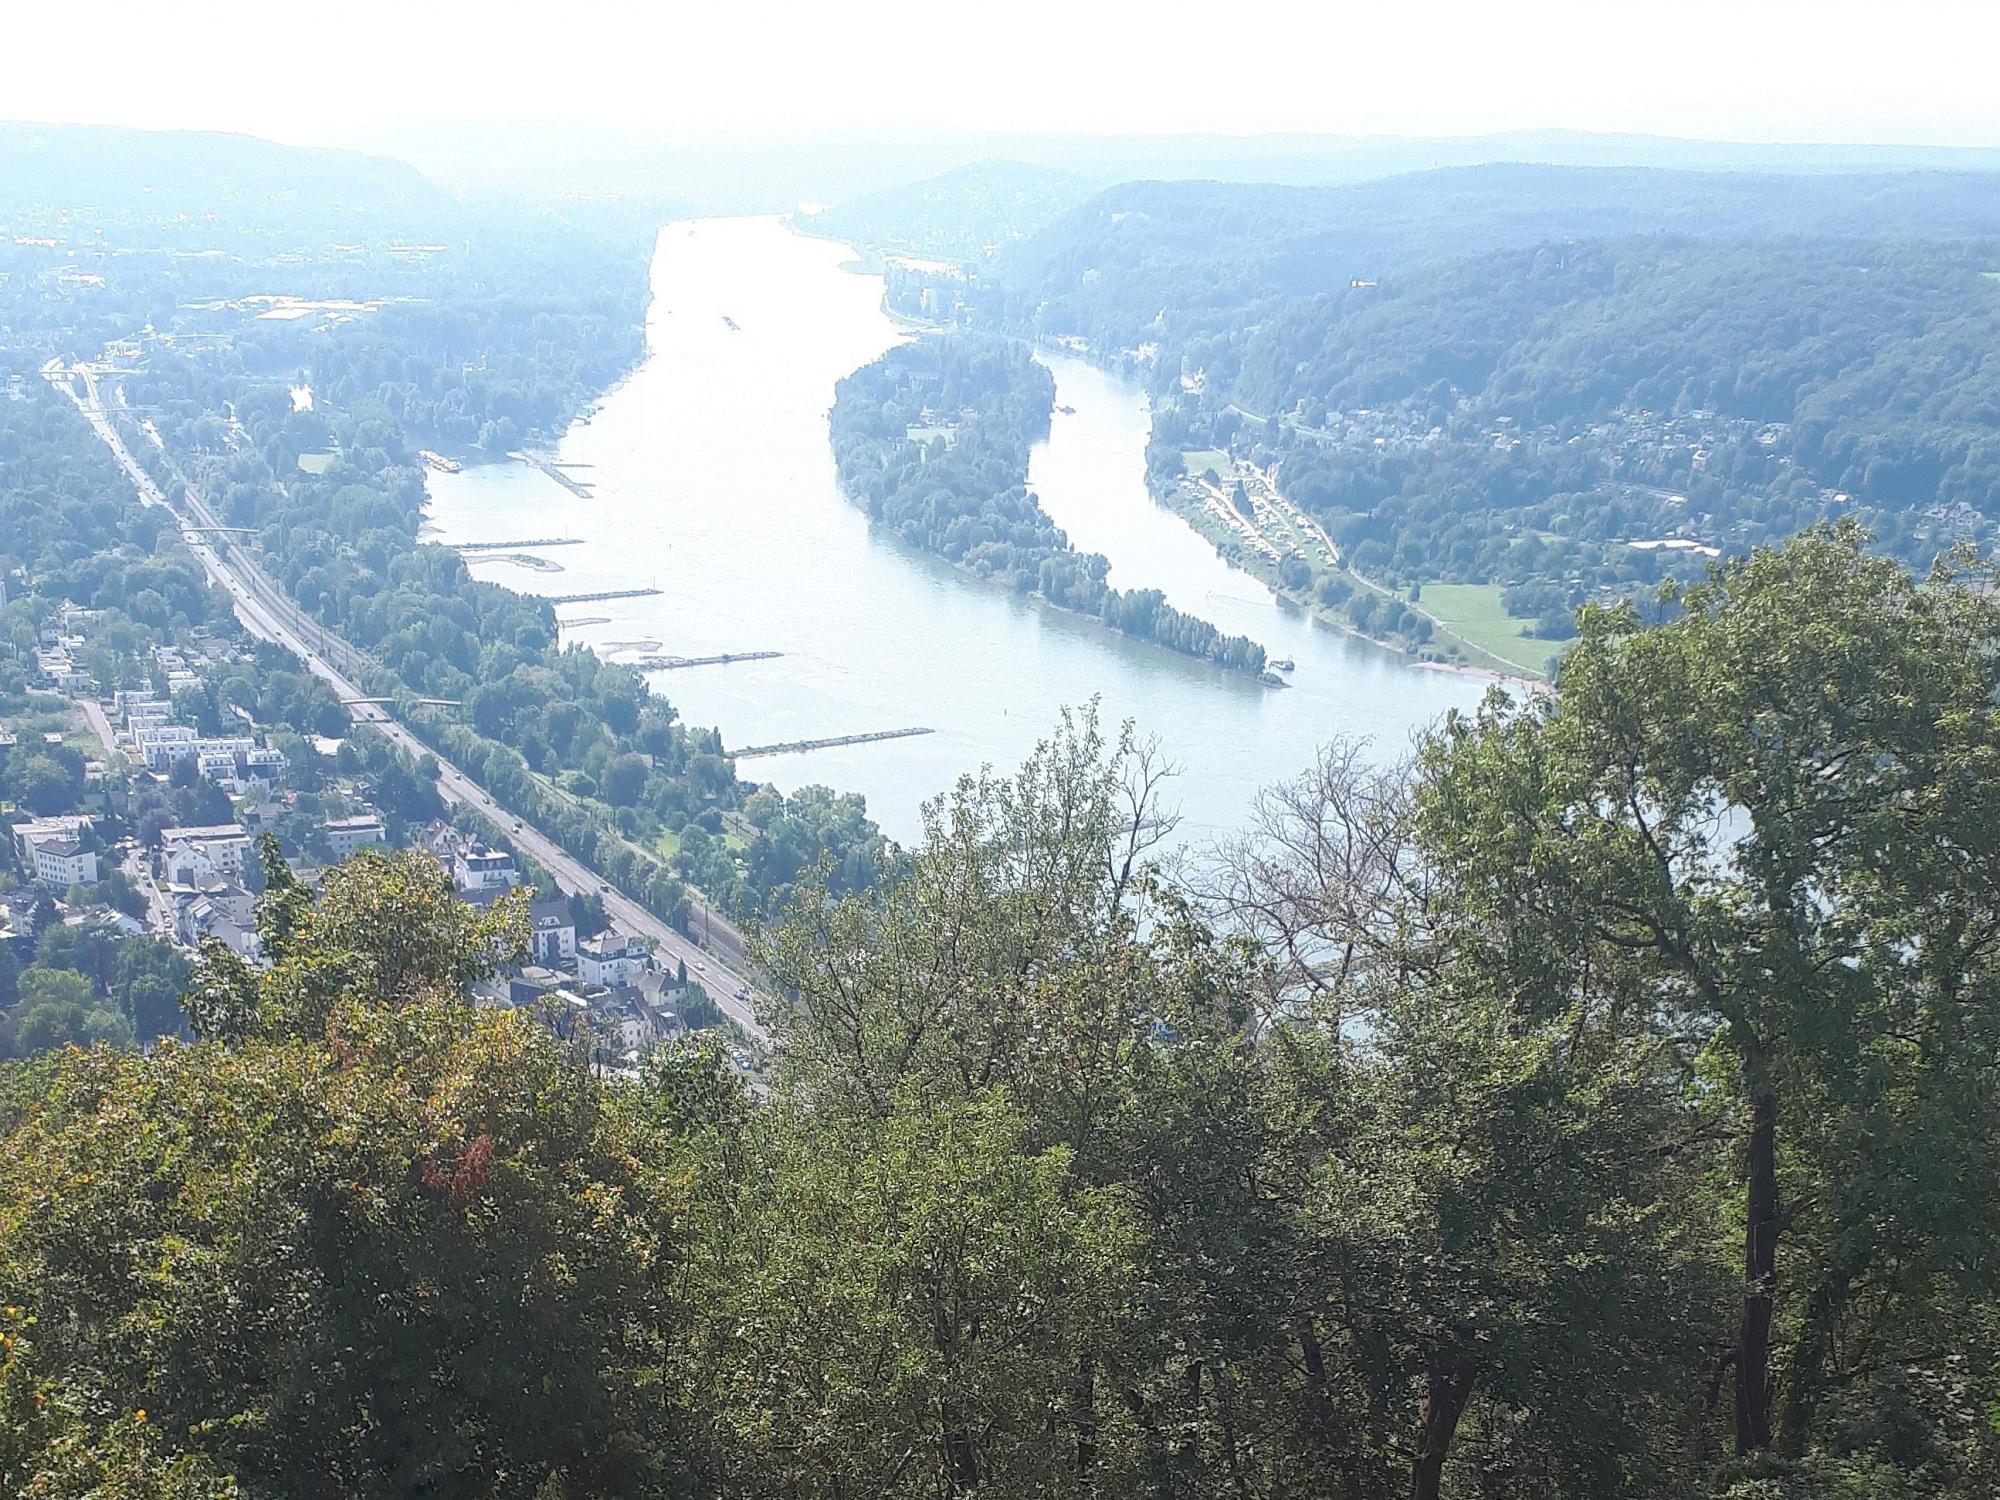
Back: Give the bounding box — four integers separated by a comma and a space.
55, 364, 771, 1044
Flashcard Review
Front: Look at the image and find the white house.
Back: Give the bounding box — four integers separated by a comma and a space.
133, 724, 199, 769
529, 898, 578, 967
11, 816, 98, 885
324, 815, 387, 860
160, 825, 253, 885
174, 884, 260, 962
577, 932, 650, 988
26, 835, 97, 888
10, 815, 92, 866
204, 746, 287, 795
452, 843, 519, 895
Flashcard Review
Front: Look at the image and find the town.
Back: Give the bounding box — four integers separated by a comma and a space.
1, 581, 750, 1072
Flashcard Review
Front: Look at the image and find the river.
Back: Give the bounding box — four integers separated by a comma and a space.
424, 216, 1483, 847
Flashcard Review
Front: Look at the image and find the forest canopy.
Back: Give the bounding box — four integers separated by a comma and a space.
900, 164, 2000, 636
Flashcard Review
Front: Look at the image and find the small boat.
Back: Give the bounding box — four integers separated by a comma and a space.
721, 315, 741, 332
1272, 657, 1295, 672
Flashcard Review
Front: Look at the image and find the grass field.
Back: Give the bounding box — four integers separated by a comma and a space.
2, 703, 97, 760
1419, 584, 1568, 676
1181, 449, 1234, 481
654, 825, 745, 860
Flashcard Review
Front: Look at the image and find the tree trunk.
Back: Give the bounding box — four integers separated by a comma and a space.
1074, 1351, 1098, 1482
1299, 1316, 1336, 1443
1299, 1318, 1371, 1500
1735, 1082, 1780, 1454
1180, 1359, 1204, 1467
942, 1398, 979, 1497
932, 1272, 979, 1496
1778, 1276, 1839, 1458
1410, 1354, 1476, 1500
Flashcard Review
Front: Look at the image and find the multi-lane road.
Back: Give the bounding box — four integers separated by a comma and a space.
55, 363, 770, 1043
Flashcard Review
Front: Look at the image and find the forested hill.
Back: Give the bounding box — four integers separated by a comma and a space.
991, 165, 2000, 349
1225, 238, 2000, 514
0, 121, 453, 233
870, 163, 2000, 665
829, 335, 1270, 675
801, 160, 1100, 266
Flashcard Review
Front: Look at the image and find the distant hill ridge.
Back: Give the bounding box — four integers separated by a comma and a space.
0, 119, 452, 228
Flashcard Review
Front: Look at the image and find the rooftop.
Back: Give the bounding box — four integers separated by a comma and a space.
161, 824, 250, 843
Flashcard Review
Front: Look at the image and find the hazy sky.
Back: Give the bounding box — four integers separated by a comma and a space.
7, 0, 1995, 147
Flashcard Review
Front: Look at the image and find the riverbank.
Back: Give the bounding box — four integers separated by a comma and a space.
426, 214, 1482, 847
1413, 657, 1548, 696
829, 332, 1277, 683
1149, 460, 1550, 681
1026, 338, 1554, 682
846, 501, 1290, 687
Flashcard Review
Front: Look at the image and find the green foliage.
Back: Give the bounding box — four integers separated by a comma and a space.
677, 982, 722, 1032
0, 836, 724, 1497
707, 1094, 1137, 1498
0, 388, 228, 680
832, 334, 1268, 673
1416, 523, 2000, 1479
970, 165, 2000, 616
0, 533, 1997, 1497
0, 1014, 709, 1497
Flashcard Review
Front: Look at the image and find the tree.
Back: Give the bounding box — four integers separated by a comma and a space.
1417, 525, 2000, 1471
16, 968, 95, 1015
602, 752, 650, 808
5, 966, 133, 1058
707, 1095, 1136, 1499
112, 938, 192, 1042
10, 756, 76, 817
1213, 739, 1722, 1497
760, 706, 1309, 1493
0, 848, 729, 1497
214, 844, 528, 1043
568, 889, 609, 940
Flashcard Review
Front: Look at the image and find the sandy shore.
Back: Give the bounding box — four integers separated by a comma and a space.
1413, 659, 1548, 696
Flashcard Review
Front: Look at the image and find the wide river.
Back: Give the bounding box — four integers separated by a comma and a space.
425, 217, 1482, 846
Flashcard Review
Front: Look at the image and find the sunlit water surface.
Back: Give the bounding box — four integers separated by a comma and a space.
425, 217, 1483, 845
